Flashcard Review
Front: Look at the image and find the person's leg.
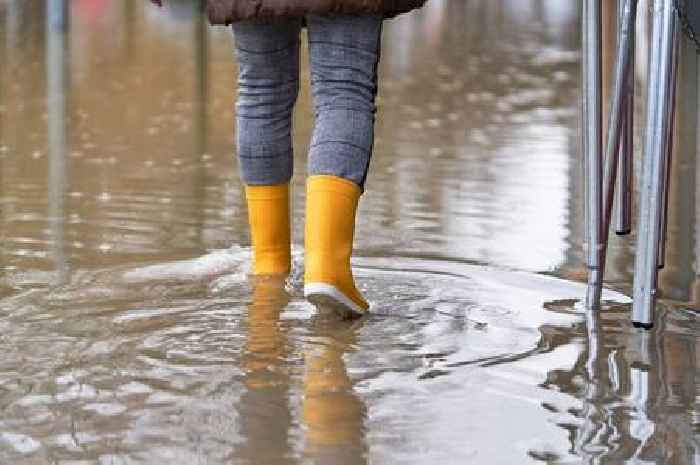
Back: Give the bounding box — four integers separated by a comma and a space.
232, 18, 302, 275
303, 14, 383, 316
306, 14, 383, 187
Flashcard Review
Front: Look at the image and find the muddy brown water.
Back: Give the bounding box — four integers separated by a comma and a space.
1, 1, 700, 464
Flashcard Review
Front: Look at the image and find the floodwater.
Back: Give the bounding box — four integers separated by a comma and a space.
1, 0, 700, 464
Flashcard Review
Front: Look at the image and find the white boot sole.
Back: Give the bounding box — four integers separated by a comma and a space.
304, 283, 366, 319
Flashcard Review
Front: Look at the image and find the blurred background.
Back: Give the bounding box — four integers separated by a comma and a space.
1, 0, 587, 282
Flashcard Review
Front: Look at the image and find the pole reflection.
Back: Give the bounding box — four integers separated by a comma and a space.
571, 306, 700, 464
0, 0, 21, 279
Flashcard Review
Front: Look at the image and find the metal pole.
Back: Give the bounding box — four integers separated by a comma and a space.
631, 0, 677, 329
597, 0, 638, 291
47, 0, 69, 286
0, 4, 6, 276
616, 0, 636, 236
194, 0, 208, 245
584, 0, 604, 310
658, 14, 680, 270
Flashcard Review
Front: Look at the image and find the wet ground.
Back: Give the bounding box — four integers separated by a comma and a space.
1, 0, 700, 464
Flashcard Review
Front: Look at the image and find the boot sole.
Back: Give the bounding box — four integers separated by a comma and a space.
304, 283, 366, 319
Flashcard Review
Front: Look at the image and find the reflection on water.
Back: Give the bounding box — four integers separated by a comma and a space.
1, 0, 700, 464
239, 277, 295, 465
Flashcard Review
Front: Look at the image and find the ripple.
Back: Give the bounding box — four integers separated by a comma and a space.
0, 433, 41, 455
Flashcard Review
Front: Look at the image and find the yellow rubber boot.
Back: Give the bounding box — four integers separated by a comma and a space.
245, 184, 291, 276
304, 175, 369, 317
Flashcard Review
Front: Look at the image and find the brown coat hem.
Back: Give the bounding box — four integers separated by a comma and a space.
206, 0, 426, 25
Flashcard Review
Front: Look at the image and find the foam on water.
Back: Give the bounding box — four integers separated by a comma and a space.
122, 246, 251, 284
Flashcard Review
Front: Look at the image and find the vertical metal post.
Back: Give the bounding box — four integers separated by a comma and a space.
657, 14, 680, 270
0, 4, 6, 275
194, 0, 208, 244
587, 0, 638, 309
584, 0, 604, 310
47, 0, 69, 285
616, 0, 636, 236
598, 0, 639, 285
194, 0, 208, 158
631, 0, 677, 329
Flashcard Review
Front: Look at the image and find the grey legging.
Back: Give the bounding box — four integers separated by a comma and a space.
232, 14, 383, 188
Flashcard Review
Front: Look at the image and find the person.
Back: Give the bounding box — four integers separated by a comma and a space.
151, 0, 426, 317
